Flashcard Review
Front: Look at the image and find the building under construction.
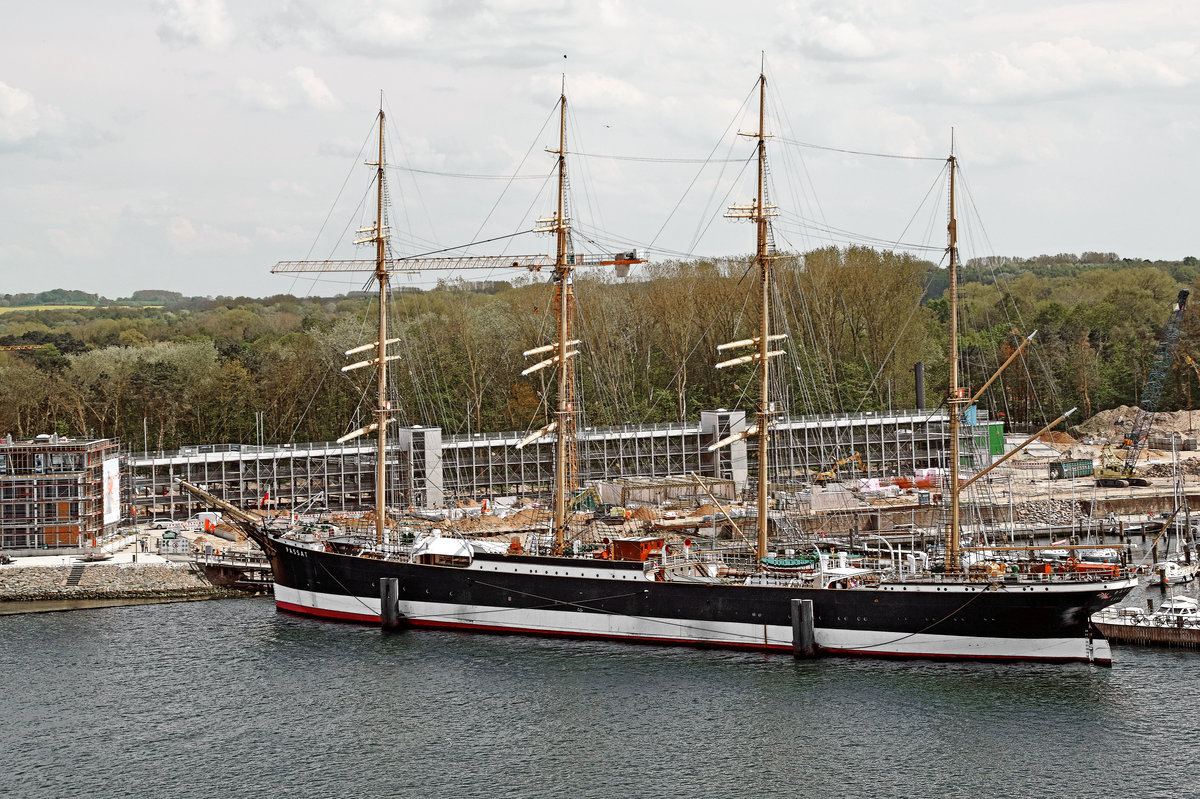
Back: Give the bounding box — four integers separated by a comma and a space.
0, 436, 121, 551
126, 408, 1000, 521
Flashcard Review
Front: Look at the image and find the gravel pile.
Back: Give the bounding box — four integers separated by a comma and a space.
1014, 499, 1086, 525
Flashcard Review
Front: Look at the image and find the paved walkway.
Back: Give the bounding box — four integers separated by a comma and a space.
1, 529, 176, 569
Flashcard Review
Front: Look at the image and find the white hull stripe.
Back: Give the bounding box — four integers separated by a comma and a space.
272, 584, 1111, 663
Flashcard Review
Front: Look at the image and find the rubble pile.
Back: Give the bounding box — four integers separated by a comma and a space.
1014, 498, 1086, 525
1139, 461, 1200, 478
0, 564, 240, 602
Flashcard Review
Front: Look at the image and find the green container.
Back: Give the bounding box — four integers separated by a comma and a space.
1049, 459, 1094, 479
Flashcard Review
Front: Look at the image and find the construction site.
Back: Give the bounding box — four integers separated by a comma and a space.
0, 436, 121, 550
122, 402, 1200, 560
122, 407, 1002, 522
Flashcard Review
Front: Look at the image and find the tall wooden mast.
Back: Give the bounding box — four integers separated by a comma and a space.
945, 151, 963, 571
753, 74, 772, 562
510, 87, 646, 552
711, 73, 782, 562
371, 110, 390, 545
551, 90, 574, 549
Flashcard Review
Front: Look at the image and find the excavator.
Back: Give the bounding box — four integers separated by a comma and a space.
1094, 443, 1150, 488
1095, 289, 1189, 488
812, 452, 864, 485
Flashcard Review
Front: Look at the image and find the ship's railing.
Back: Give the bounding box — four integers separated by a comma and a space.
193, 552, 271, 569
884, 568, 1134, 585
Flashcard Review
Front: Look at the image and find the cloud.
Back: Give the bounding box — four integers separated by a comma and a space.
929, 37, 1195, 104
234, 78, 286, 111
562, 73, 649, 110
0, 81, 105, 158
0, 81, 41, 146
317, 137, 364, 158
267, 180, 313, 197
290, 67, 337, 109
233, 67, 340, 112
790, 15, 896, 61
166, 215, 248, 252
155, 0, 234, 49
256, 1, 431, 55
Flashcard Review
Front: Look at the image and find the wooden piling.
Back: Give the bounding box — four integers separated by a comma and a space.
380, 577, 402, 632
791, 598, 816, 658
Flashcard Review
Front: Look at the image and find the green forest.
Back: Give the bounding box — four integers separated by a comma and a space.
1, 248, 1197, 452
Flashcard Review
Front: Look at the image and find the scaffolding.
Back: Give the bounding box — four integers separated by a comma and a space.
125, 408, 993, 521
0, 437, 119, 550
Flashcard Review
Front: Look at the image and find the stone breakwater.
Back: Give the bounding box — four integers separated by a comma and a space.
0, 563, 246, 602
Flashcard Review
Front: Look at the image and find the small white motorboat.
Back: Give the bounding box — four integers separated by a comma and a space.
1147, 561, 1199, 587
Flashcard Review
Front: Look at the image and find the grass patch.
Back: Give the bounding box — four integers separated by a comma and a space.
0, 304, 160, 314
0, 305, 95, 313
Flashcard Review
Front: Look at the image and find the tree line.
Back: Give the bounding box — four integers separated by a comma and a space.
0, 248, 1196, 450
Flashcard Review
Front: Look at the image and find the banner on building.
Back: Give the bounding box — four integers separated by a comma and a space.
102, 457, 121, 525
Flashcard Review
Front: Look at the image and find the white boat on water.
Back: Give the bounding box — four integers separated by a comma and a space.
1093, 596, 1200, 629
1147, 560, 1199, 587
1155, 596, 1200, 624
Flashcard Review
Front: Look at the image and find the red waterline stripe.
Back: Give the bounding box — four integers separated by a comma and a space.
276, 600, 377, 624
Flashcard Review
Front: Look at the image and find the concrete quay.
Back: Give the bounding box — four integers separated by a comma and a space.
0, 545, 247, 605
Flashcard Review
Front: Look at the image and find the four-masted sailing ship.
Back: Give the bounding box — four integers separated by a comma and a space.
186, 76, 1135, 664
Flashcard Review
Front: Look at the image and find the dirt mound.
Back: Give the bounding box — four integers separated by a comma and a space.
505, 508, 550, 526
1038, 431, 1078, 444
1076, 406, 1200, 441
630, 506, 656, 521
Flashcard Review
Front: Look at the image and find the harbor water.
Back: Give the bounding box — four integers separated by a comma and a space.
2, 596, 1195, 799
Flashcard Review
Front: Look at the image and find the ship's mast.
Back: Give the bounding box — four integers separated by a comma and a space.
753, 74, 771, 562
371, 110, 390, 545
946, 151, 963, 570
551, 91, 574, 550
713, 73, 780, 562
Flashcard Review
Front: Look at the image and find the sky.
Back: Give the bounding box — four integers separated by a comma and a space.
1, 0, 1198, 299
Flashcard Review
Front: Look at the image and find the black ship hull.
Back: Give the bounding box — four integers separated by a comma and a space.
261, 534, 1134, 664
